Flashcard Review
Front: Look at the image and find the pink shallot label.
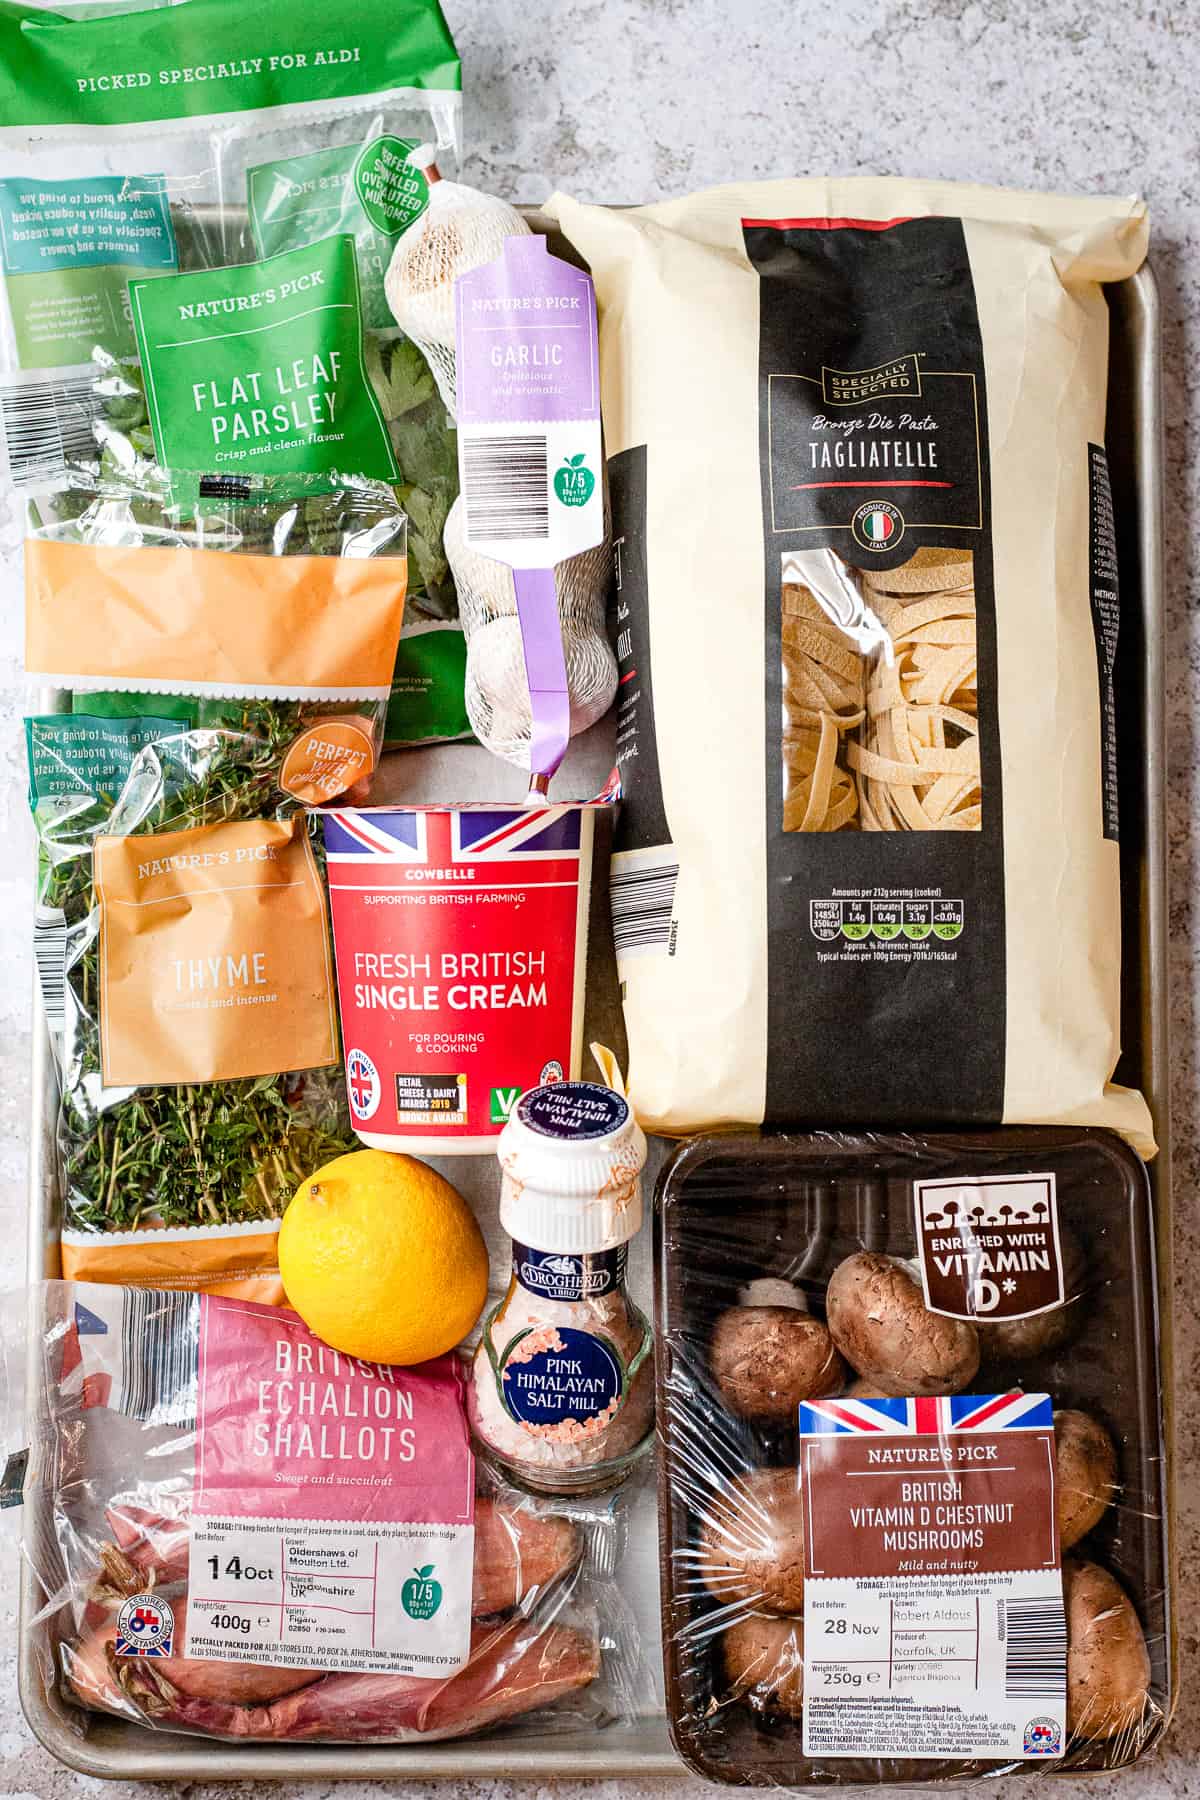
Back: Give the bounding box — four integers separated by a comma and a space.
187, 1296, 475, 1679
194, 1295, 473, 1523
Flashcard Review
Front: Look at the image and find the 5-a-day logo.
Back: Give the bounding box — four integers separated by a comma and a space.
402, 1565, 443, 1620
115, 1593, 175, 1658
851, 500, 905, 552
1023, 1717, 1063, 1756
554, 453, 595, 507
346, 1047, 381, 1122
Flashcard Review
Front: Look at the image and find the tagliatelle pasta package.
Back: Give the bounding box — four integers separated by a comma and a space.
549, 179, 1153, 1151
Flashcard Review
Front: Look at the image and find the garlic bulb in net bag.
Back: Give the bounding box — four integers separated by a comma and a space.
444, 494, 618, 769
384, 156, 531, 416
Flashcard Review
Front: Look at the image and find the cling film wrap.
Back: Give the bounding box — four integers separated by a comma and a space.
22, 1282, 646, 1745
653, 1129, 1170, 1784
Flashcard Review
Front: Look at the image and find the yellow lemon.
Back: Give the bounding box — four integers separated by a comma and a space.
279, 1149, 490, 1366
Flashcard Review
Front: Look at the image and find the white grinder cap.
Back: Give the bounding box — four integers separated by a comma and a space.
497, 1082, 647, 1255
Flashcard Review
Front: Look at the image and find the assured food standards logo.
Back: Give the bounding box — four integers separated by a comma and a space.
1023, 1717, 1063, 1756
115, 1593, 175, 1658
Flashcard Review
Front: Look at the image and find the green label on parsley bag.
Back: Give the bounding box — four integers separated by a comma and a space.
26, 713, 183, 811
0, 174, 177, 368
129, 234, 398, 479
248, 138, 427, 329
385, 621, 471, 745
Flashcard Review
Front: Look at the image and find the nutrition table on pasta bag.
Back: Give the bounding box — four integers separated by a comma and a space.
809, 890, 964, 955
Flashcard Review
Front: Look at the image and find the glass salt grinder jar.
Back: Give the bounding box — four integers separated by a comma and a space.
468, 1081, 654, 1494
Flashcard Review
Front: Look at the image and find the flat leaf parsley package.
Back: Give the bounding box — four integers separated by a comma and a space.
0, 0, 469, 741
25, 475, 409, 1296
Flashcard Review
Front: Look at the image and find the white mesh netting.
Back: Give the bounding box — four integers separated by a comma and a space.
384, 176, 532, 416
444, 493, 618, 769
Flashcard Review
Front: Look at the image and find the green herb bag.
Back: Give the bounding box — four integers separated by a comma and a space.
0, 0, 468, 738
28, 713, 358, 1296
24, 476, 409, 1292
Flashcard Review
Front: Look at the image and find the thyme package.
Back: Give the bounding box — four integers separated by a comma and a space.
26, 475, 408, 1294
0, 0, 468, 745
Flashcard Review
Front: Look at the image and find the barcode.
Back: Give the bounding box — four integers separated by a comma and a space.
462, 433, 549, 542
1003, 1596, 1067, 1698
0, 370, 98, 483
611, 852, 679, 958
33, 905, 67, 1037
117, 1288, 199, 1427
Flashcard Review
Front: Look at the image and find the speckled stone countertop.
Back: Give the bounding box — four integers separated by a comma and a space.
1, 0, 1196, 1794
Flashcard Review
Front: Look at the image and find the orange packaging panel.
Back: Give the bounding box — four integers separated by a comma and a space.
25, 537, 407, 694
95, 817, 338, 1088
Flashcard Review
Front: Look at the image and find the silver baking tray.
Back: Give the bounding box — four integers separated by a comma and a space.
17, 259, 1171, 1780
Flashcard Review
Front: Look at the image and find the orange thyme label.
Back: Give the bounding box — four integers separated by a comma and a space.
95, 817, 338, 1087
25, 538, 407, 695
279, 716, 378, 806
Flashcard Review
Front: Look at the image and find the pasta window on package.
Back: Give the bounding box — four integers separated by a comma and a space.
781, 548, 981, 833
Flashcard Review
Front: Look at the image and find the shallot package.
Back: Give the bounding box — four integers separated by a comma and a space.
654, 1128, 1171, 1783
25, 1283, 645, 1745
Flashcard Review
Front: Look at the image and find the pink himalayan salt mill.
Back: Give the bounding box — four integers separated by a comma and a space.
469, 1082, 653, 1494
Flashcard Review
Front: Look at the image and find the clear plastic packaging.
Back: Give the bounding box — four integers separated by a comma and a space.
387, 191, 618, 778
28, 718, 360, 1290
654, 1128, 1170, 1783
0, 0, 461, 503
25, 1281, 647, 1746
23, 481, 405, 1288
